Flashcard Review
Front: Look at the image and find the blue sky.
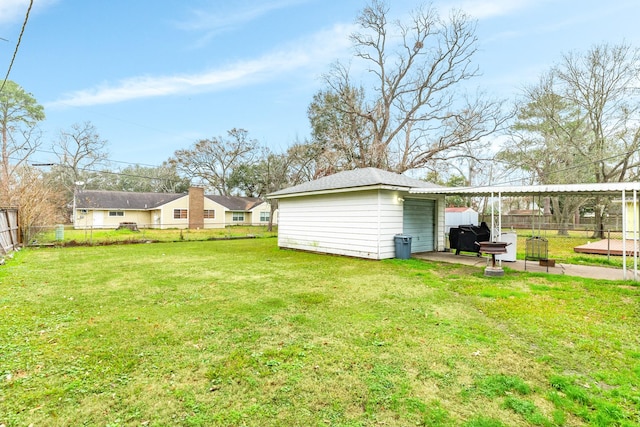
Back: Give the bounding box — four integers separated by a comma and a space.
1, 0, 639, 168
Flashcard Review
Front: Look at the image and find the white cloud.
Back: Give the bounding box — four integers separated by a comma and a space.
0, 0, 30, 25
437, 0, 538, 19
179, 0, 308, 31
46, 23, 353, 109
176, 0, 310, 47
0, 0, 57, 26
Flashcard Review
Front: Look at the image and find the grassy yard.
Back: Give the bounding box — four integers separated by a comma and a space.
1, 239, 639, 426
33, 225, 277, 245
512, 230, 632, 268
34, 225, 633, 268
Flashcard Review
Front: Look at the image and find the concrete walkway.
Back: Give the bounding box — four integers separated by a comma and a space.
413, 251, 640, 282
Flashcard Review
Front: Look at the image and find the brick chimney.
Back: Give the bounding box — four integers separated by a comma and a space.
188, 187, 204, 229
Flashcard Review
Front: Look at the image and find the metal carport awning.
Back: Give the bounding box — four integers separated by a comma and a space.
409, 182, 640, 281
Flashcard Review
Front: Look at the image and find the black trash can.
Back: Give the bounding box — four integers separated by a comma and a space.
394, 234, 412, 259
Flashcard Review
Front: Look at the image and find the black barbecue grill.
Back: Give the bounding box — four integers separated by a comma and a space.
449, 222, 491, 256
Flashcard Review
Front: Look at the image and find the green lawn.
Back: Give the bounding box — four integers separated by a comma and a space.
512, 231, 631, 268
1, 239, 639, 426
33, 225, 277, 245
36, 225, 631, 268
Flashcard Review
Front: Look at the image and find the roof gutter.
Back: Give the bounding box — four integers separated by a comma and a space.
267, 184, 414, 200
409, 182, 640, 197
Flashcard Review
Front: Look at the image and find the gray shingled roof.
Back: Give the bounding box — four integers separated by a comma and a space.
75, 190, 184, 209
206, 195, 264, 211
269, 167, 439, 197
76, 190, 264, 212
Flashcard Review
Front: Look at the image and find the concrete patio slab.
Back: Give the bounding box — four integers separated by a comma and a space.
413, 251, 639, 282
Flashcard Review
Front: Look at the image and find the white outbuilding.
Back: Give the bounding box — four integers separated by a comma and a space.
445, 206, 479, 233
268, 168, 445, 260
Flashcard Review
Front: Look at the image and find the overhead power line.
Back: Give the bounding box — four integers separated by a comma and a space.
30, 147, 165, 169
494, 147, 640, 187
0, 0, 34, 93
12, 157, 178, 182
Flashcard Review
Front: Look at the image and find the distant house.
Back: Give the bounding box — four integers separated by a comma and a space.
500, 208, 546, 228
268, 168, 444, 260
73, 187, 276, 229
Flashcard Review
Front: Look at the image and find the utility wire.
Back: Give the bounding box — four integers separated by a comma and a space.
6, 151, 179, 183
0, 0, 33, 93
30, 147, 164, 169
9, 138, 640, 187
16, 147, 638, 189
492, 147, 640, 187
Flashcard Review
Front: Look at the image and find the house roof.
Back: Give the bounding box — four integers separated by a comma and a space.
75, 190, 184, 210
268, 167, 439, 198
207, 195, 263, 211
445, 207, 475, 213
76, 190, 264, 212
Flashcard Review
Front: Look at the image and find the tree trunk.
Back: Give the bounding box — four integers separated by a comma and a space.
591, 199, 606, 239
267, 200, 278, 232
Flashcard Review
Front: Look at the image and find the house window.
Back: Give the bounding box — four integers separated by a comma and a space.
109, 211, 124, 217
232, 212, 244, 222
204, 209, 215, 219
260, 212, 270, 222
173, 209, 188, 219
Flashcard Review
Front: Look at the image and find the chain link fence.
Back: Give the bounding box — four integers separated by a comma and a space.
26, 223, 278, 246
480, 214, 631, 236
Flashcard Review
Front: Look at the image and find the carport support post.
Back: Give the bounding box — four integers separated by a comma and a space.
487, 191, 502, 266
634, 189, 638, 281
498, 191, 502, 239
497, 192, 503, 266
622, 190, 627, 280
489, 191, 502, 240
487, 191, 503, 267
490, 191, 494, 239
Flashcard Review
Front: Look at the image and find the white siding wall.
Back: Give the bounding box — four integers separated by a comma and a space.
436, 197, 445, 251
277, 190, 404, 259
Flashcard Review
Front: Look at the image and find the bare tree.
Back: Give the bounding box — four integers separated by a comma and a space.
95, 163, 191, 193
556, 43, 640, 184
13, 165, 65, 243
51, 121, 109, 194
310, 1, 508, 174
501, 43, 640, 236
170, 128, 258, 195
260, 143, 323, 231
498, 74, 593, 234
555, 43, 640, 236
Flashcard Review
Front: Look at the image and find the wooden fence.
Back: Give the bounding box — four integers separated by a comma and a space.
0, 208, 19, 254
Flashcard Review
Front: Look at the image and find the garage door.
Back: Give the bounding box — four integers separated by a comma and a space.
403, 199, 435, 253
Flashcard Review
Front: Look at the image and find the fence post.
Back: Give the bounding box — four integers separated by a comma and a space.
607, 229, 610, 261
